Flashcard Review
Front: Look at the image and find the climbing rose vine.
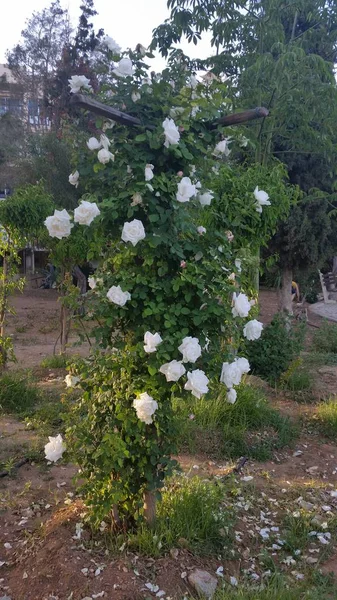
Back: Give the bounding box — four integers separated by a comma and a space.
43, 46, 275, 526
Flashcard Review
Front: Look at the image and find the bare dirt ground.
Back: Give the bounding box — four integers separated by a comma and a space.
1, 287, 337, 599
6, 288, 91, 368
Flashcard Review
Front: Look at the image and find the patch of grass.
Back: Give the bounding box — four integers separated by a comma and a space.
40, 354, 68, 368
112, 477, 234, 557
312, 320, 337, 354
25, 396, 70, 436
212, 572, 337, 599
175, 384, 297, 460
280, 361, 313, 392
282, 513, 313, 552
0, 373, 41, 414
302, 352, 337, 367
312, 397, 337, 438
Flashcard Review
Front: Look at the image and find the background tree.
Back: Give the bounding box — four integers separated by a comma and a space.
153, 0, 337, 310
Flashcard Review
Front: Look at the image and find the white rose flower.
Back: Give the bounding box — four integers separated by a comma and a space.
235, 259, 242, 273
198, 190, 214, 207
232, 292, 251, 318
236, 357, 250, 374
87, 137, 102, 151
243, 319, 263, 341
176, 177, 196, 203
69, 171, 79, 187
68, 75, 91, 94
45, 209, 73, 239
239, 135, 249, 148
220, 361, 243, 388
64, 374, 80, 388
254, 186, 270, 205
113, 58, 134, 78
100, 134, 111, 149
254, 186, 271, 213
178, 336, 202, 363
197, 226, 206, 235
145, 164, 154, 181
133, 392, 158, 424
44, 434, 66, 463
88, 276, 99, 290
74, 201, 100, 226
159, 360, 186, 382
121, 219, 146, 246
102, 35, 121, 53
214, 138, 232, 156
184, 369, 209, 399
97, 148, 114, 164
106, 285, 131, 306
143, 331, 163, 353
132, 91, 141, 102
227, 388, 237, 404
162, 117, 180, 148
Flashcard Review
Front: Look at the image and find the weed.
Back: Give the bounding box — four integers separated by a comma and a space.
15, 325, 29, 333
175, 384, 297, 460
312, 397, 337, 438
280, 360, 313, 392
40, 354, 68, 368
106, 477, 234, 557
0, 373, 41, 414
312, 320, 337, 354
212, 572, 337, 599
303, 352, 337, 367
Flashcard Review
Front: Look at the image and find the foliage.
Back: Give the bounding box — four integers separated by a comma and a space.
313, 397, 337, 438
153, 0, 337, 307
0, 182, 54, 239
175, 383, 297, 460
210, 161, 296, 253
120, 477, 234, 557
40, 354, 69, 368
280, 359, 313, 392
61, 55, 287, 524
245, 314, 306, 382
312, 320, 337, 354
0, 373, 41, 414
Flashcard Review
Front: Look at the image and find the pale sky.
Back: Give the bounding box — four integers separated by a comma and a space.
0, 0, 214, 71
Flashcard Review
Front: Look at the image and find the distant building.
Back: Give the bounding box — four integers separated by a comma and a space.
0, 64, 50, 128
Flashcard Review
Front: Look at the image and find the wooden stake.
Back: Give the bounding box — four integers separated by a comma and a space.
144, 491, 157, 526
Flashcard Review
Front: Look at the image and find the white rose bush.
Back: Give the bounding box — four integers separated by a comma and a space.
42, 48, 284, 528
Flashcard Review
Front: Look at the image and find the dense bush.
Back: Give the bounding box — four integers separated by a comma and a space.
246, 314, 306, 382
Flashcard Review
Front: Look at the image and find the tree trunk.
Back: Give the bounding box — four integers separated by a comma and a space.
60, 303, 70, 354
333, 256, 337, 275
279, 266, 293, 315
144, 491, 156, 526
0, 255, 7, 367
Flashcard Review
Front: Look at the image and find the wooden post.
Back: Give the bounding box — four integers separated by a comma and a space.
70, 94, 269, 130
144, 491, 156, 526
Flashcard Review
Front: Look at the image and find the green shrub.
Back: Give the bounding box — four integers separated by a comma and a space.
0, 373, 41, 414
313, 397, 337, 438
312, 320, 337, 354
40, 354, 68, 368
174, 384, 297, 460
245, 313, 306, 382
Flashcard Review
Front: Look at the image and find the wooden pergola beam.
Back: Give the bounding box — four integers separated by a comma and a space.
70, 94, 269, 130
